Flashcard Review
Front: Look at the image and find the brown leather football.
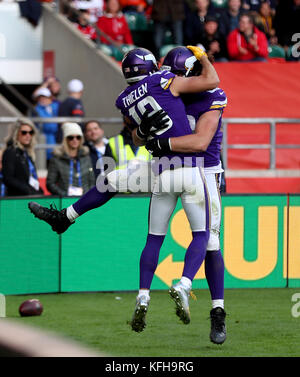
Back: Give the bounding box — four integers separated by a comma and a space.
19, 299, 43, 317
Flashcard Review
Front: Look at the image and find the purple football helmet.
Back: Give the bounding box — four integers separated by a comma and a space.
161, 46, 202, 77
122, 47, 159, 84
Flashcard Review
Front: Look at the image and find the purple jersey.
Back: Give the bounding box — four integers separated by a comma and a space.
182, 88, 227, 168
115, 71, 202, 166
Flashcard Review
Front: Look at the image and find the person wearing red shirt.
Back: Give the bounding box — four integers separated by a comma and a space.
227, 13, 268, 61
75, 10, 97, 41
97, 0, 134, 45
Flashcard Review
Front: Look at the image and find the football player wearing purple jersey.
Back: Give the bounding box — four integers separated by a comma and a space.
28, 46, 220, 336
145, 46, 227, 344
117, 46, 220, 334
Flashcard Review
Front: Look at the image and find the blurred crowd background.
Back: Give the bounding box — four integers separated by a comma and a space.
0, 0, 299, 197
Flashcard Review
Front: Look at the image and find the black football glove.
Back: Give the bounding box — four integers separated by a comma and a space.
146, 137, 172, 157
136, 110, 169, 140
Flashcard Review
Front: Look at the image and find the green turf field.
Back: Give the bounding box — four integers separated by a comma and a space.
5, 288, 300, 357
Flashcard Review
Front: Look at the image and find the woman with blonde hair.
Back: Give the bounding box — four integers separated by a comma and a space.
46, 122, 95, 196
2, 118, 44, 196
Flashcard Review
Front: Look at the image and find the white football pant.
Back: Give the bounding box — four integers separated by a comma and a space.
107, 161, 223, 250
148, 166, 209, 235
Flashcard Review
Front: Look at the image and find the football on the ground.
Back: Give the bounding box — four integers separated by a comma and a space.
19, 299, 43, 317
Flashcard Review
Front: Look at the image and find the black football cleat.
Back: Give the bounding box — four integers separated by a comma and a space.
209, 307, 227, 345
28, 201, 73, 234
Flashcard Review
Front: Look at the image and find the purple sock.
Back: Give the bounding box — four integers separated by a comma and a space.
204, 250, 224, 300
73, 186, 116, 216
182, 231, 209, 281
139, 234, 165, 289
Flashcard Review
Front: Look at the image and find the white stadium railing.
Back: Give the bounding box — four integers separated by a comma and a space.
1, 117, 299, 176
222, 118, 300, 171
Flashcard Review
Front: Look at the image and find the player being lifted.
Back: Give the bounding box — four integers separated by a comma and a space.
28, 46, 224, 343
115, 46, 218, 334
141, 46, 227, 345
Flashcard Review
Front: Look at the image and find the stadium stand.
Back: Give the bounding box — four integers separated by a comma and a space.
42, 4, 125, 129
268, 45, 286, 59
54, 0, 300, 64
124, 11, 148, 31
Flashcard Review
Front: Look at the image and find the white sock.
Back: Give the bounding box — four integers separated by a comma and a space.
66, 205, 79, 222
212, 299, 224, 309
180, 276, 192, 290
138, 289, 150, 299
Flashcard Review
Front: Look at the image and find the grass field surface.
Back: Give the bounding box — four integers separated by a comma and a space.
5, 288, 300, 357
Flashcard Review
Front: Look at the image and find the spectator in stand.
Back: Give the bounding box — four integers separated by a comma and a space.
151, 0, 185, 58
58, 79, 85, 142
227, 13, 268, 61
254, 1, 277, 43
47, 122, 95, 196
59, 79, 85, 118
96, 0, 134, 48
242, 0, 276, 15
33, 87, 59, 161
71, 0, 104, 23
75, 10, 97, 41
200, 15, 228, 61
108, 121, 151, 169
84, 120, 114, 178
274, 0, 300, 50
219, 0, 245, 40
2, 118, 44, 196
184, 0, 217, 46
119, 0, 147, 13
33, 76, 61, 106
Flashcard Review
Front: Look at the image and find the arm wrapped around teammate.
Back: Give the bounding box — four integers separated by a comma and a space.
136, 110, 169, 140
145, 137, 172, 157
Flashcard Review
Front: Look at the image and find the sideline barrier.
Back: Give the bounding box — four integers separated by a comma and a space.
0, 194, 299, 295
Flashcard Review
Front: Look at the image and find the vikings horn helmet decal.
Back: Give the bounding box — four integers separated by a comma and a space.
122, 48, 159, 84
